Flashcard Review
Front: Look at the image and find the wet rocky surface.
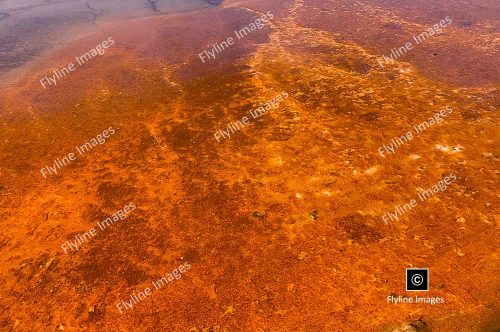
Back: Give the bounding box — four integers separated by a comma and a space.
0, 0, 222, 79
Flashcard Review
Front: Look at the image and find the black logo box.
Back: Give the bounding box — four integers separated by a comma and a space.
406, 268, 429, 291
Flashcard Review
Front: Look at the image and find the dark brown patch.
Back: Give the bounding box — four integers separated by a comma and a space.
336, 214, 382, 244
81, 204, 107, 223
359, 112, 379, 121
461, 110, 480, 121
96, 181, 136, 209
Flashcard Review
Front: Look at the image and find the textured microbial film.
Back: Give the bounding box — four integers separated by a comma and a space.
0, 0, 498, 331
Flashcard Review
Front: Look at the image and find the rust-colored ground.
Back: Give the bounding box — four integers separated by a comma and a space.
0, 0, 499, 331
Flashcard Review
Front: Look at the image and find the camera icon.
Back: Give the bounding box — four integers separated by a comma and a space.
406, 268, 429, 291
